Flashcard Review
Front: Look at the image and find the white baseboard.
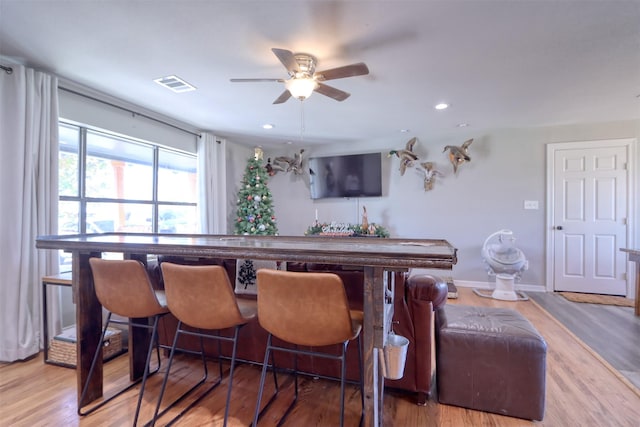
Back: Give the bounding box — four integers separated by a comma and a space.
453, 279, 546, 293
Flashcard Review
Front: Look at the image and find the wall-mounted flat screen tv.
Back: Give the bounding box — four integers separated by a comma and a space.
309, 152, 382, 199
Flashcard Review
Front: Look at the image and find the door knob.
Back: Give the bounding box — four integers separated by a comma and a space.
555, 226, 563, 230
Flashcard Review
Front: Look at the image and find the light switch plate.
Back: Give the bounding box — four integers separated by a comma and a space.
524, 200, 539, 210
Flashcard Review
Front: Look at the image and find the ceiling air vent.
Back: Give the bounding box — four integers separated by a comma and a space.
154, 75, 196, 93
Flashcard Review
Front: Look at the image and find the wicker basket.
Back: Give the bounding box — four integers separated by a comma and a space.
48, 325, 122, 367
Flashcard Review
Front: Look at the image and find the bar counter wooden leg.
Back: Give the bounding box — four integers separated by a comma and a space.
74, 251, 103, 407
363, 266, 385, 427
129, 317, 151, 380
127, 253, 152, 380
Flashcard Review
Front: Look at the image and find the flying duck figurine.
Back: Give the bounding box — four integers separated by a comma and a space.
443, 138, 473, 174
273, 149, 305, 175
290, 148, 305, 175
388, 137, 419, 175
416, 161, 442, 191
265, 157, 286, 176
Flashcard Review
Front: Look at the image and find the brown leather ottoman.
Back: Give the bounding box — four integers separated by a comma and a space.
436, 304, 547, 420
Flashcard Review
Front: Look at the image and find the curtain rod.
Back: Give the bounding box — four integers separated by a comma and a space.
59, 86, 201, 138
1, 65, 13, 74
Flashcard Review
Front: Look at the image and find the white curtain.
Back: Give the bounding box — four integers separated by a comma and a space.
198, 133, 227, 234
0, 65, 59, 361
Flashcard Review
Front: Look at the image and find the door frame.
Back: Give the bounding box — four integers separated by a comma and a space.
545, 138, 637, 295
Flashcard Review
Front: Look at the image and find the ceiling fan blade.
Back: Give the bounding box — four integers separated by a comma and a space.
230, 78, 285, 82
314, 62, 369, 81
314, 82, 350, 101
271, 48, 299, 74
273, 90, 292, 104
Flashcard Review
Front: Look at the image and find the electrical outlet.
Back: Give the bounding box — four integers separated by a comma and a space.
524, 200, 539, 210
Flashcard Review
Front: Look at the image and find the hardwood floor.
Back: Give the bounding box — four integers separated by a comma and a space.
1, 287, 639, 426
528, 290, 640, 390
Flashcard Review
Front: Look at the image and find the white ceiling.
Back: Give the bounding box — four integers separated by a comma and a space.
1, 0, 639, 148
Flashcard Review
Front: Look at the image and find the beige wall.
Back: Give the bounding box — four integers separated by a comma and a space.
242, 120, 640, 290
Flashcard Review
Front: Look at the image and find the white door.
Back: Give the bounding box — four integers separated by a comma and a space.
549, 140, 631, 295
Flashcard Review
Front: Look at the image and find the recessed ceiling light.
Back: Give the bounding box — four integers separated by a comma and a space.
154, 75, 196, 93
434, 103, 449, 110
456, 123, 469, 128
262, 124, 274, 129
400, 129, 410, 133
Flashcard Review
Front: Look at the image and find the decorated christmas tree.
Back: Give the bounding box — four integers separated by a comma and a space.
234, 148, 278, 235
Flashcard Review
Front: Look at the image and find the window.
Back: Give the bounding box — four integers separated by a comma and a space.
58, 122, 198, 269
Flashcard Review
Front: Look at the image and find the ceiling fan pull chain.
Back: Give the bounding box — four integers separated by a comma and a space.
300, 101, 305, 141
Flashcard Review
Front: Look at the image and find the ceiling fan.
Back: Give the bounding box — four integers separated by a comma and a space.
230, 48, 369, 104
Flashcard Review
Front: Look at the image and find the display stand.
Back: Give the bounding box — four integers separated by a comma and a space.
42, 272, 126, 368
42, 272, 73, 367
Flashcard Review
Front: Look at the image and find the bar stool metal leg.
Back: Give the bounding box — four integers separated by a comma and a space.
252, 334, 275, 427
78, 312, 162, 427
150, 324, 245, 427
149, 321, 215, 427
252, 335, 363, 427
133, 315, 161, 427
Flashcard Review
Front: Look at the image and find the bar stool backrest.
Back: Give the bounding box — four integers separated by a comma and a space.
160, 262, 250, 330
257, 269, 357, 347
89, 258, 167, 318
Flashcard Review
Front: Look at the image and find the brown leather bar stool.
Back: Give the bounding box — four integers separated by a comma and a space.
152, 262, 257, 427
80, 258, 169, 427
252, 269, 364, 427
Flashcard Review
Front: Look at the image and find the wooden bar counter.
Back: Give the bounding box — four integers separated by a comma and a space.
36, 233, 457, 426
621, 248, 640, 316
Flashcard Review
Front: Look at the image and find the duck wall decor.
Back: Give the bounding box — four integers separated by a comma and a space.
388, 137, 419, 175
265, 158, 284, 176
268, 149, 305, 175
416, 161, 442, 191
443, 138, 473, 174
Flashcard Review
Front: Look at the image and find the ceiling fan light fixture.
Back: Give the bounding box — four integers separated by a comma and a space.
286, 78, 317, 100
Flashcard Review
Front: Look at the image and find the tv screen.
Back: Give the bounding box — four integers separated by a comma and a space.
309, 152, 382, 199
